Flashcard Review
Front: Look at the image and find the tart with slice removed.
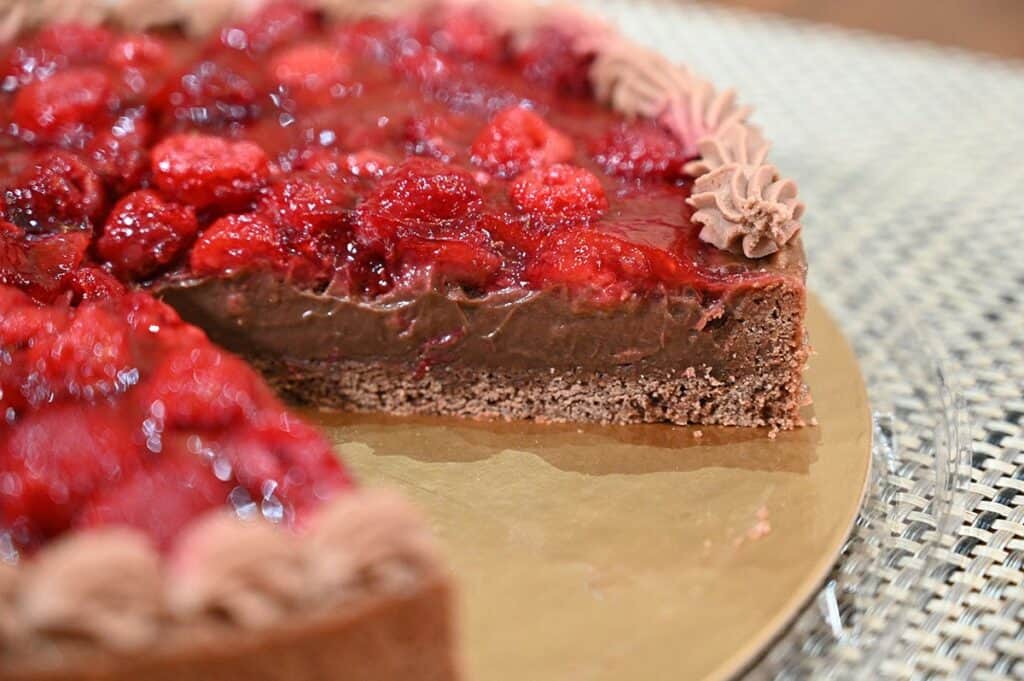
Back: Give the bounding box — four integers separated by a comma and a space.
1, 0, 811, 678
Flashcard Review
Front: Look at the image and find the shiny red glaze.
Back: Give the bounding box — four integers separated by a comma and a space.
151, 133, 270, 210
3, 150, 105, 233
511, 163, 608, 226
97, 190, 199, 280
0, 287, 352, 554
0, 4, 778, 306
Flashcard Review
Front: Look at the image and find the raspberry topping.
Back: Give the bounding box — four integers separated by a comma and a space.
0, 226, 90, 303
190, 213, 287, 277
97, 190, 199, 280
591, 121, 690, 181
68, 267, 126, 303
0, 287, 352, 554
471, 107, 574, 178
12, 67, 114, 143
269, 44, 350, 96
153, 54, 265, 129
510, 163, 608, 226
0, 4, 775, 319
525, 228, 686, 305
151, 134, 270, 210
360, 157, 483, 243
3, 151, 105, 233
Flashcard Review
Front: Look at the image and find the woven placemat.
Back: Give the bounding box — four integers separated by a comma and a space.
584, 0, 1024, 677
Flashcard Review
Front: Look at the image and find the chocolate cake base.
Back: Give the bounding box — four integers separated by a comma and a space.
258, 356, 804, 428
2, 576, 458, 681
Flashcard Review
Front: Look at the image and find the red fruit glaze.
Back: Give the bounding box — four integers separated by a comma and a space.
151, 134, 270, 210
359, 157, 483, 243
0, 226, 90, 303
269, 43, 350, 96
591, 121, 690, 182
510, 163, 608, 226
97, 190, 199, 280
0, 4, 789, 314
1, 403, 141, 545
471, 107, 574, 178
3, 151, 105, 233
75, 443, 236, 551
190, 213, 288, 277
0, 286, 352, 555
12, 68, 114, 144
68, 267, 127, 303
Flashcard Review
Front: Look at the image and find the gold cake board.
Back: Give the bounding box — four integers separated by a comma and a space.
314, 294, 871, 680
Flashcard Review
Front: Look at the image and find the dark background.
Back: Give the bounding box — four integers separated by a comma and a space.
701, 0, 1024, 60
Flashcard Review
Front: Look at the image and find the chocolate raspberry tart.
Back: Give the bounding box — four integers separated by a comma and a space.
1, 0, 808, 432
1, 0, 807, 676
0, 284, 455, 680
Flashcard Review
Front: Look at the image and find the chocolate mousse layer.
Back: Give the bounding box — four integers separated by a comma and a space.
156, 240, 808, 428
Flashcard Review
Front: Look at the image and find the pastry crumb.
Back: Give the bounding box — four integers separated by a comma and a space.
733, 505, 772, 547
747, 505, 772, 540
692, 429, 703, 439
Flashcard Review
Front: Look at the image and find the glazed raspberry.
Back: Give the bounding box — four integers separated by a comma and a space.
0, 228, 90, 303
3, 24, 113, 90
76, 444, 234, 551
396, 237, 502, 289
510, 163, 608, 225
471, 107, 574, 178
359, 157, 483, 244
84, 115, 152, 193
212, 416, 352, 524
144, 345, 265, 431
154, 55, 264, 129
524, 229, 684, 305
3, 151, 105, 233
68, 267, 127, 303
97, 190, 199, 280
117, 291, 193, 338
258, 174, 354, 266
107, 35, 172, 101
591, 121, 690, 181
189, 213, 287, 277
0, 283, 59, 351
152, 134, 270, 210
23, 303, 135, 405
341, 150, 396, 179
405, 114, 465, 163
516, 27, 593, 97
269, 43, 350, 95
0, 403, 141, 544
295, 148, 386, 178
12, 67, 114, 143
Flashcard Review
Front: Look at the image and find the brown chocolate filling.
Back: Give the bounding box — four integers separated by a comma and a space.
157, 269, 803, 377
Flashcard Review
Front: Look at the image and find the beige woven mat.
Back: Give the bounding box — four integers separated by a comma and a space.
584, 0, 1024, 677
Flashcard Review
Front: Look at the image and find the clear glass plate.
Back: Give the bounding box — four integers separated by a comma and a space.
745, 265, 972, 679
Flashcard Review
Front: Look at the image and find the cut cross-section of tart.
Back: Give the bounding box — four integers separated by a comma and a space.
0, 0, 808, 429
0, 285, 458, 681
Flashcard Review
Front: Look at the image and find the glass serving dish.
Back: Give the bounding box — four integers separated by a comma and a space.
745, 265, 972, 679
